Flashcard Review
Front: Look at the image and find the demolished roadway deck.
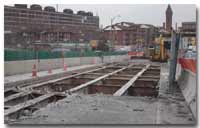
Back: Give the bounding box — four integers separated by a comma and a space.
4, 62, 196, 124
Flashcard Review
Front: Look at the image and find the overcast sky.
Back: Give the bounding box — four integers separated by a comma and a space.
10, 4, 196, 28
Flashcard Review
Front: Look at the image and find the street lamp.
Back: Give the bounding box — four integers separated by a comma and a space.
111, 15, 120, 51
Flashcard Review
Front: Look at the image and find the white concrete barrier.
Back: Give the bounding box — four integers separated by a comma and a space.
176, 64, 197, 118
4, 55, 129, 76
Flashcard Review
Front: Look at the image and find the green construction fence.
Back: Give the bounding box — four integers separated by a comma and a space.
4, 49, 127, 61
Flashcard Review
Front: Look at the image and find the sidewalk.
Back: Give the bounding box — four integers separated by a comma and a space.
4, 64, 97, 84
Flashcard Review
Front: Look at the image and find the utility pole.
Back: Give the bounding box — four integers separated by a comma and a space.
110, 15, 120, 51
56, 4, 59, 45
168, 30, 180, 90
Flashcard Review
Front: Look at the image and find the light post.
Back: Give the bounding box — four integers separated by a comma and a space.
56, 4, 59, 46
111, 15, 120, 51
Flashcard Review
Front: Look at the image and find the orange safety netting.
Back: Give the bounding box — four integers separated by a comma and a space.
178, 58, 196, 73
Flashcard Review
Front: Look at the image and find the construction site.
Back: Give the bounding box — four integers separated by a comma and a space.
4, 59, 196, 124
4, 4, 197, 125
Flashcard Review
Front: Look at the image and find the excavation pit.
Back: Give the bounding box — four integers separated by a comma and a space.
5, 94, 66, 119
33, 77, 92, 92
5, 90, 20, 97
127, 86, 159, 97
4, 63, 162, 121
88, 85, 121, 95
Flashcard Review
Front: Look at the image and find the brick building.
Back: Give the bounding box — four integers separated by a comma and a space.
179, 22, 196, 32
103, 22, 159, 51
179, 22, 196, 52
4, 4, 100, 48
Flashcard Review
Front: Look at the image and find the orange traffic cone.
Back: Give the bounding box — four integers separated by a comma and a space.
64, 64, 67, 71
48, 62, 52, 74
32, 64, 37, 77
92, 58, 96, 64
48, 69, 52, 74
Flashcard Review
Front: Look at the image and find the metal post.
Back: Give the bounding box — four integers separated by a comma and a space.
111, 19, 114, 51
168, 31, 180, 89
56, 4, 59, 45
110, 15, 120, 51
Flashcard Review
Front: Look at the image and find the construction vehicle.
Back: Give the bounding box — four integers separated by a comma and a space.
148, 35, 170, 62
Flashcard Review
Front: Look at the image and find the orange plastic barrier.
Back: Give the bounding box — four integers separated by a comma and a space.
178, 58, 196, 73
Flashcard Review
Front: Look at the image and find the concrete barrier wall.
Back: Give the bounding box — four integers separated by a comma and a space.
4, 55, 129, 76
176, 64, 197, 118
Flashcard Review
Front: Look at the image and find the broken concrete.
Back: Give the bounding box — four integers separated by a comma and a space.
7, 92, 194, 124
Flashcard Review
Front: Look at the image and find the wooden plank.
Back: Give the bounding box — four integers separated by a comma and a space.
84, 72, 106, 75
4, 91, 33, 103
4, 93, 55, 116
112, 74, 133, 78
4, 106, 12, 109
148, 67, 160, 70
69, 67, 127, 92
4, 89, 20, 94
128, 67, 144, 70
4, 90, 42, 103
113, 64, 150, 96
73, 77, 95, 80
69, 64, 134, 93
137, 78, 159, 82
4, 89, 20, 97
93, 84, 122, 87
139, 76, 160, 79
105, 77, 130, 81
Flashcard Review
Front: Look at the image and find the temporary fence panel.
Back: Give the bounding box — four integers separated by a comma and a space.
5, 50, 127, 61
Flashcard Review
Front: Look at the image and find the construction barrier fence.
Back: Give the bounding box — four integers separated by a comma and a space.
4, 49, 127, 61
178, 58, 196, 74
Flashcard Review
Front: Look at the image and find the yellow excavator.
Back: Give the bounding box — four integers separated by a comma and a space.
148, 35, 169, 62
